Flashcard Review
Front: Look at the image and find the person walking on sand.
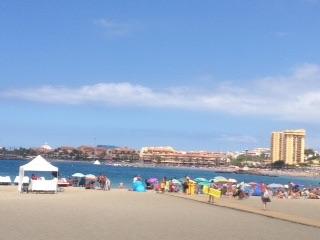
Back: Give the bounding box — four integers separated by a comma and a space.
261, 184, 271, 210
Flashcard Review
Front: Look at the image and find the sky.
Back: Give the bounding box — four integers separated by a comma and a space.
1, 0, 320, 151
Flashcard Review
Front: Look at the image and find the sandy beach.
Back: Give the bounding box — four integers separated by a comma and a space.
0, 186, 319, 240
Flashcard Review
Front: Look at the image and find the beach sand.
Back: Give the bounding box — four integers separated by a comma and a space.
0, 186, 319, 240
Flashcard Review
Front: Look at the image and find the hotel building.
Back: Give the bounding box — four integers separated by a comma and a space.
140, 146, 228, 166
271, 129, 305, 165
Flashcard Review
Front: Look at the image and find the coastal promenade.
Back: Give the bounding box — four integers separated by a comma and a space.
166, 192, 320, 228
0, 186, 319, 240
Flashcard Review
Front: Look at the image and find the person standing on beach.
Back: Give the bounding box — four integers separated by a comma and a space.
182, 177, 189, 194
261, 185, 271, 210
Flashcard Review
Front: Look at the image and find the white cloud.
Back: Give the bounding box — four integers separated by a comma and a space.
94, 18, 135, 37
3, 64, 320, 122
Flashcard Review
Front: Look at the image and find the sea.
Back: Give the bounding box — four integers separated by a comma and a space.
1, 159, 319, 188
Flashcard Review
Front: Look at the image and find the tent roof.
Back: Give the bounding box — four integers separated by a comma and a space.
20, 155, 58, 172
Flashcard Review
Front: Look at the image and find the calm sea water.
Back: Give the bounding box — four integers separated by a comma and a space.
0, 159, 319, 187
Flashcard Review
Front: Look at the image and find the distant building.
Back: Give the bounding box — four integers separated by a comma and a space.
36, 143, 54, 154
107, 147, 139, 162
78, 146, 95, 158
140, 146, 227, 166
271, 129, 305, 165
247, 148, 270, 157
40, 143, 53, 151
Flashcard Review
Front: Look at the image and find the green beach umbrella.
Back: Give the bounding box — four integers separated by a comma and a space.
194, 177, 208, 183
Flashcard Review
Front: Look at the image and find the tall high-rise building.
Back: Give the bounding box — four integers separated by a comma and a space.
271, 129, 305, 165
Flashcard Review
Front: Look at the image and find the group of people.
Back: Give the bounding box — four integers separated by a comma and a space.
97, 175, 111, 191
272, 185, 320, 199
74, 174, 111, 190
133, 175, 320, 208
142, 176, 181, 193
158, 177, 180, 193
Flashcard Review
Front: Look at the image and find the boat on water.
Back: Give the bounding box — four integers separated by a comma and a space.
93, 160, 101, 165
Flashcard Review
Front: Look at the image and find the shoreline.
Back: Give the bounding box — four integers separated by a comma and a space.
1, 158, 320, 180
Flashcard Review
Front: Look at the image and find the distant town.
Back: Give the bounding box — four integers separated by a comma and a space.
1, 129, 320, 169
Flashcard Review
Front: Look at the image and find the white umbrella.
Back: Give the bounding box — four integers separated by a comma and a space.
267, 183, 284, 188
85, 174, 96, 179
72, 173, 85, 178
228, 178, 237, 183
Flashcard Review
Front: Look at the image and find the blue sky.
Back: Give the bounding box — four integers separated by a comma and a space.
1, 0, 320, 151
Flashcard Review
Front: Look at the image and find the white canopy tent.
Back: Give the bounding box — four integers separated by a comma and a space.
18, 155, 58, 193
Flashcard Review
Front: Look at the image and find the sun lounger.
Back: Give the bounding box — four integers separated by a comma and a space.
0, 176, 12, 185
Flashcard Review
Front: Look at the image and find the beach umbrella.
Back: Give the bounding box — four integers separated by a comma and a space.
72, 173, 85, 178
178, 177, 187, 183
267, 183, 284, 188
228, 178, 237, 183
194, 177, 208, 183
237, 182, 250, 187
147, 178, 158, 183
85, 174, 96, 179
198, 181, 211, 186
213, 176, 228, 183
248, 182, 257, 185
172, 179, 182, 185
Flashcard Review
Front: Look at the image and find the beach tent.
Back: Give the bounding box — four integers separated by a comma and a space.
18, 155, 58, 193
133, 181, 146, 192
252, 185, 263, 196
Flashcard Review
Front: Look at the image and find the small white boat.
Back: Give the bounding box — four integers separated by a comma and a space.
93, 160, 101, 165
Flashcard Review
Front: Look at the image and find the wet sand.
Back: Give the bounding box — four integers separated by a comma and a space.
0, 186, 319, 240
